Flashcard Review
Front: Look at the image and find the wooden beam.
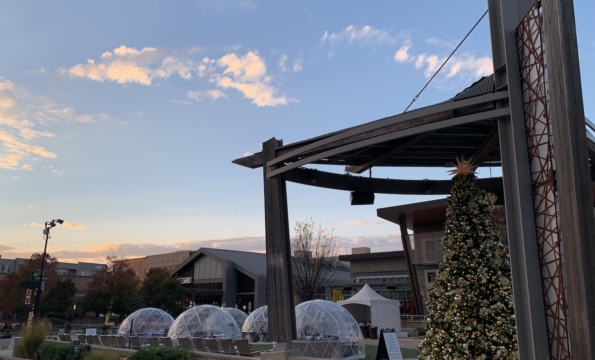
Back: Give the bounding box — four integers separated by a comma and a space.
284, 167, 504, 195
268, 92, 507, 167
345, 132, 434, 174
232, 152, 263, 169
262, 138, 296, 345
542, 0, 595, 357
471, 127, 500, 167
267, 107, 510, 179
398, 217, 423, 316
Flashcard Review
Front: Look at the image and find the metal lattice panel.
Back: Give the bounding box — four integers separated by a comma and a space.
516, 2, 571, 359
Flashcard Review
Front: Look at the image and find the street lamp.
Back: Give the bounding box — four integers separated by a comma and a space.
33, 219, 64, 320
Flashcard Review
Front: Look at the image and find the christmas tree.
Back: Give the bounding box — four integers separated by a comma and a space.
419, 157, 517, 359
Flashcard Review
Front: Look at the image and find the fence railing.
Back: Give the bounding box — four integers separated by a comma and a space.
400, 315, 427, 322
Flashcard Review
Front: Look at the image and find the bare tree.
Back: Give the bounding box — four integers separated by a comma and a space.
291, 218, 339, 302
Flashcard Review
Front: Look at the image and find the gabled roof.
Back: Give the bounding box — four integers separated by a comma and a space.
206, 248, 267, 276
171, 247, 266, 277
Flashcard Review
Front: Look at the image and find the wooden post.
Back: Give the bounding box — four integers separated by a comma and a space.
541, 0, 595, 357
487, 0, 550, 358
262, 138, 297, 346
398, 217, 423, 315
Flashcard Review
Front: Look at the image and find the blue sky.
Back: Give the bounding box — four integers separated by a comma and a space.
1, 1, 593, 263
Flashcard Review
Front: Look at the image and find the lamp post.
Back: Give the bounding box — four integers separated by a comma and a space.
33, 219, 63, 320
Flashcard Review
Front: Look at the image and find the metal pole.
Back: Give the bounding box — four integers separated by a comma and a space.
33, 222, 51, 320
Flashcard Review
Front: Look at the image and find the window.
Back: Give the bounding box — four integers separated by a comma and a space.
93, 265, 104, 270
194, 256, 223, 280
1, 265, 5, 272
427, 272, 436, 283
424, 238, 444, 263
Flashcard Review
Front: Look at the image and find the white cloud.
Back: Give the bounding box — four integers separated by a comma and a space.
58, 45, 199, 86
278, 54, 288, 72
427, 37, 458, 48
58, 47, 294, 107
394, 44, 411, 62
394, 39, 493, 85
321, 25, 401, 47
26, 68, 47, 75
348, 220, 387, 226
0, 80, 108, 170
243, 150, 253, 156
50, 169, 62, 175
213, 52, 291, 106
186, 89, 228, 103
62, 221, 84, 230
292, 58, 303, 73
278, 54, 303, 74
171, 99, 193, 106
320, 25, 409, 57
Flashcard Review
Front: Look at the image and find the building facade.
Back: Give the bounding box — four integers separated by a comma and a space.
338, 248, 415, 311
172, 248, 267, 310
117, 250, 192, 281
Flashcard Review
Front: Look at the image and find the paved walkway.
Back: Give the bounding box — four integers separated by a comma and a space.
0, 337, 15, 358
364, 336, 422, 349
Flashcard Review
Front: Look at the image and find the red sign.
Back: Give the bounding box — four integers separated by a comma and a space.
25, 298, 30, 305
26, 289, 32, 296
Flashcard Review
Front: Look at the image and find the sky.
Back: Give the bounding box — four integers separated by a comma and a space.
1, 1, 594, 264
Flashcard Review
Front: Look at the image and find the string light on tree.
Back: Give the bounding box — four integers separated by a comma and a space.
419, 157, 517, 359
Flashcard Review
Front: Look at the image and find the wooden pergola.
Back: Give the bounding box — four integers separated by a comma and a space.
233, 1, 595, 359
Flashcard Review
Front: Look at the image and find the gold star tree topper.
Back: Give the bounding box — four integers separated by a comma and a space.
448, 156, 477, 176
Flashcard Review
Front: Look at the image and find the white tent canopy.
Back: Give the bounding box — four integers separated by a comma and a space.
337, 284, 401, 333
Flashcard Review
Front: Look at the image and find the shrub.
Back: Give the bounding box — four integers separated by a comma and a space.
49, 318, 71, 327
38, 342, 91, 360
128, 347, 195, 360
17, 322, 48, 359
83, 350, 128, 360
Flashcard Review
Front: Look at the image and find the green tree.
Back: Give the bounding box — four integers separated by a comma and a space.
140, 268, 186, 316
41, 277, 76, 317
0, 253, 58, 317
419, 158, 517, 359
83, 256, 141, 323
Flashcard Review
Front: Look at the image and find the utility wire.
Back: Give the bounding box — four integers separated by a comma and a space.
402, 9, 489, 113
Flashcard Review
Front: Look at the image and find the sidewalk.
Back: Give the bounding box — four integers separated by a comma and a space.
364, 336, 422, 349
0, 337, 15, 358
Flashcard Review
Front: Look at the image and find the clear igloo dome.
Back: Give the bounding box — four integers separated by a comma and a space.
241, 306, 268, 342
118, 308, 174, 345
223, 307, 248, 332
294, 300, 365, 359
168, 305, 241, 341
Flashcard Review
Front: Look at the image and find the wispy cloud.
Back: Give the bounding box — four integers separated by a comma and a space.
186, 89, 228, 103
171, 99, 193, 106
320, 25, 408, 57
62, 221, 84, 230
59, 47, 293, 107
1, 231, 404, 263
0, 80, 109, 170
427, 37, 458, 49
0, 243, 13, 251
243, 150, 253, 156
58, 45, 199, 86
394, 39, 492, 86
348, 220, 387, 226
23, 222, 43, 227
278, 54, 303, 74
